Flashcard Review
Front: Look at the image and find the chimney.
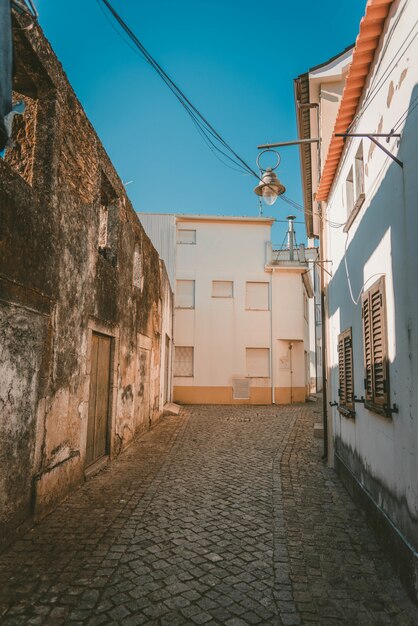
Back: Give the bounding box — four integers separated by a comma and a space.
286, 215, 296, 261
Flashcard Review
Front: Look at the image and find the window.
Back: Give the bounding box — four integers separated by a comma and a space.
246, 282, 269, 310
337, 328, 355, 416
212, 281, 233, 298
246, 348, 270, 378
176, 280, 195, 308
174, 346, 194, 377
354, 143, 365, 199
345, 167, 354, 215
362, 276, 390, 415
345, 143, 365, 230
177, 229, 196, 244
315, 303, 322, 326
98, 205, 108, 249
98, 173, 118, 264
133, 244, 143, 290
303, 291, 309, 321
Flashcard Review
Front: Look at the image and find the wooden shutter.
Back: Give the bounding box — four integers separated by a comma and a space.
362, 277, 389, 414
338, 328, 354, 412
362, 294, 373, 403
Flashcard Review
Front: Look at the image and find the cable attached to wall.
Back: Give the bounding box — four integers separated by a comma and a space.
344, 232, 385, 306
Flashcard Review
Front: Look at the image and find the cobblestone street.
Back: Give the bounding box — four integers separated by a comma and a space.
0, 402, 416, 626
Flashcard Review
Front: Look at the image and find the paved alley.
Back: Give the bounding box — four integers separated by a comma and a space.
0, 403, 416, 626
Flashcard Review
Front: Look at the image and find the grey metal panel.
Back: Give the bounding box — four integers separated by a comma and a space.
138, 213, 176, 290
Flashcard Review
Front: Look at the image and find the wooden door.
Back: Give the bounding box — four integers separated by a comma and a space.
164, 334, 170, 404
136, 347, 151, 428
86, 333, 111, 466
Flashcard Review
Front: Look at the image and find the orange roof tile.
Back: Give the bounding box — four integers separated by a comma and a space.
316, 0, 394, 201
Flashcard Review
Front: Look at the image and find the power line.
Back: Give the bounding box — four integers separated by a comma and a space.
97, 0, 261, 182
96, 1, 322, 228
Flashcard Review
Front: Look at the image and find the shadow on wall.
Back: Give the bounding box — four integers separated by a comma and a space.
326, 83, 418, 601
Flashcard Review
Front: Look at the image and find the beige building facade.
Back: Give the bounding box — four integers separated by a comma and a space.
140, 213, 314, 405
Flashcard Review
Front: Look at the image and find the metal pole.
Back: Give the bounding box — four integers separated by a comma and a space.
257, 138, 320, 150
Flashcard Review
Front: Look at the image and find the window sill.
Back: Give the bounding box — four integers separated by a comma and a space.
364, 401, 392, 418
344, 193, 365, 232
246, 376, 270, 379
337, 405, 356, 419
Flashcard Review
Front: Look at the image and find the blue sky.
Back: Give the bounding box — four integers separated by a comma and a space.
36, 0, 365, 244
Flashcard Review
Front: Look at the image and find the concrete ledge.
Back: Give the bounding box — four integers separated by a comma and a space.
163, 403, 181, 416
335, 452, 418, 604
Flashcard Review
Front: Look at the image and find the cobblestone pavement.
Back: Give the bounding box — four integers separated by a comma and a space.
0, 403, 417, 626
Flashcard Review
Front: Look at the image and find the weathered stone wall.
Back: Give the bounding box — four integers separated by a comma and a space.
0, 16, 173, 548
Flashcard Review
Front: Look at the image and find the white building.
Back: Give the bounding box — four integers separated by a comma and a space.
295, 0, 418, 601
140, 213, 317, 405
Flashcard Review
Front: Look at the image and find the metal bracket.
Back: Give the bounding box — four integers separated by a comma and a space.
329, 401, 338, 407
383, 403, 399, 416
335, 131, 403, 168
354, 395, 365, 404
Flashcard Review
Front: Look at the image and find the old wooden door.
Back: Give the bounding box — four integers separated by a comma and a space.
164, 334, 170, 404
137, 347, 151, 428
86, 333, 111, 466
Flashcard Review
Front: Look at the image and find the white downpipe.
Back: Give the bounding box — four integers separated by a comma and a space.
269, 269, 275, 404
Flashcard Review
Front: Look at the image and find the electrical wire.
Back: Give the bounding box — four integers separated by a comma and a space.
344, 231, 385, 306
97, 0, 263, 184
280, 194, 346, 228
97, 1, 339, 229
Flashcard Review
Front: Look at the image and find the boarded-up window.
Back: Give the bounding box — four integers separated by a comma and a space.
174, 346, 194, 377
338, 328, 354, 415
246, 348, 270, 378
176, 280, 195, 308
98, 206, 108, 249
246, 282, 269, 310
212, 281, 233, 298
177, 229, 196, 244
133, 244, 143, 289
362, 276, 390, 415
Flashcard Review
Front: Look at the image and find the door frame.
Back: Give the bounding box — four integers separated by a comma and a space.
84, 319, 119, 469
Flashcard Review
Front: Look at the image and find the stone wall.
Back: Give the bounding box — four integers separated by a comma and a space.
0, 15, 173, 549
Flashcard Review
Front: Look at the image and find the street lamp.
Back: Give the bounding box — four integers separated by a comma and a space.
253, 149, 285, 206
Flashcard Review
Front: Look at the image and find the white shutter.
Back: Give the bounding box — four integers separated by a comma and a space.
246, 282, 269, 310
176, 280, 195, 308
174, 347, 194, 377
246, 348, 270, 377
177, 229, 196, 244
212, 281, 233, 298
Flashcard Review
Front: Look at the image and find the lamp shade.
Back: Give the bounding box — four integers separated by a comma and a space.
254, 168, 285, 205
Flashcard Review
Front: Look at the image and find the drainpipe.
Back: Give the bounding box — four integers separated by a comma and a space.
312, 253, 318, 393
314, 102, 328, 462
269, 267, 275, 405
319, 204, 328, 461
